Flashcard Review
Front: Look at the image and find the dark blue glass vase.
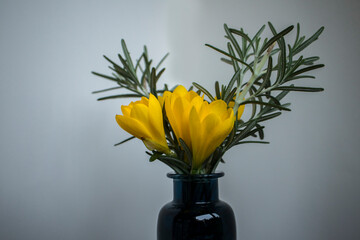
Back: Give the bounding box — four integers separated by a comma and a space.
157, 172, 236, 240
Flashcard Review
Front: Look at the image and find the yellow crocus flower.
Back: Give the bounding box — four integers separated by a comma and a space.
163, 86, 235, 169
115, 94, 170, 154
189, 100, 235, 169
164, 86, 203, 152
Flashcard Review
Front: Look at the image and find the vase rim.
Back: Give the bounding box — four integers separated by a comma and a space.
167, 172, 224, 179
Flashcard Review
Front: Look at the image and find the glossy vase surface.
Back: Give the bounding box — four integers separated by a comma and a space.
157, 172, 236, 240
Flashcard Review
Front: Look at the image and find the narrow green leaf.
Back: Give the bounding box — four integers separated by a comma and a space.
193, 82, 215, 101
150, 68, 157, 96
215, 81, 221, 99
97, 93, 141, 101
92, 71, 120, 82
250, 102, 257, 119
241, 27, 247, 56
234, 141, 269, 145
157, 159, 186, 174
241, 100, 291, 111
229, 28, 256, 52
256, 123, 265, 139
224, 69, 241, 100
255, 112, 282, 123
225, 123, 236, 148
179, 138, 193, 169
92, 86, 122, 94
158, 156, 191, 170
273, 86, 324, 92
140, 59, 153, 86
224, 24, 244, 60
114, 136, 136, 146
103, 55, 122, 69
288, 44, 293, 66
121, 39, 136, 74
155, 53, 170, 70
206, 148, 224, 174
108, 65, 132, 80
259, 24, 294, 55
288, 64, 324, 78
155, 68, 165, 83
220, 57, 233, 65
224, 87, 237, 104
134, 54, 144, 73
149, 151, 163, 162
283, 56, 304, 81
205, 44, 254, 74
253, 25, 266, 42
286, 75, 316, 81
293, 26, 324, 55
267, 23, 287, 84
275, 88, 291, 101
239, 125, 265, 140
257, 89, 290, 116
143, 52, 152, 86
297, 36, 306, 46
118, 54, 139, 83
294, 23, 300, 46
147, 151, 188, 174
226, 121, 257, 150
227, 42, 240, 73
278, 39, 287, 83
257, 94, 281, 106
303, 56, 320, 65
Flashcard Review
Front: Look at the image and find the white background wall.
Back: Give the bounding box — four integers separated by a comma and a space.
0, 0, 359, 239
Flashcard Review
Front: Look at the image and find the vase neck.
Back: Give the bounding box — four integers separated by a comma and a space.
172, 178, 220, 204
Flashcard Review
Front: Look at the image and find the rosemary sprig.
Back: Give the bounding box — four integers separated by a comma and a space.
93, 22, 324, 174
195, 22, 324, 172
92, 39, 169, 100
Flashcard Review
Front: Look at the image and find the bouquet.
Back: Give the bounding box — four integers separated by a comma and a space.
92, 22, 324, 175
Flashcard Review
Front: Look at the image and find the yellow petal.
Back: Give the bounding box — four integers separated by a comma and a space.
148, 94, 165, 139
165, 96, 179, 138
121, 104, 132, 116
190, 95, 204, 113
198, 101, 210, 121
189, 106, 202, 167
187, 90, 200, 101
195, 113, 221, 165
173, 97, 191, 147
173, 85, 188, 96
208, 100, 229, 119
202, 113, 221, 132
130, 103, 149, 123
158, 91, 171, 108
139, 96, 149, 105
115, 115, 151, 139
